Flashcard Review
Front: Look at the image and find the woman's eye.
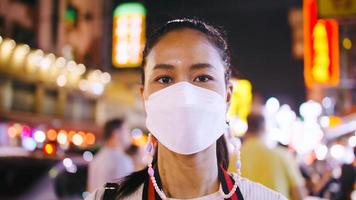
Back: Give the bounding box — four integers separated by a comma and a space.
194, 75, 212, 82
157, 76, 172, 84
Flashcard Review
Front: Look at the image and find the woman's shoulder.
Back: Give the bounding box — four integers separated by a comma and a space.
237, 175, 288, 200
86, 175, 287, 200
85, 184, 144, 200
85, 186, 105, 200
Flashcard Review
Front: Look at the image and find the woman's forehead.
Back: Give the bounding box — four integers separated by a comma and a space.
145, 29, 224, 71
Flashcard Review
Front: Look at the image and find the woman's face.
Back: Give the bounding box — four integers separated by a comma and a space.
142, 28, 232, 101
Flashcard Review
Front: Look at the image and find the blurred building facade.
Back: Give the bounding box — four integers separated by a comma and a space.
0, 0, 146, 158
0, 0, 355, 199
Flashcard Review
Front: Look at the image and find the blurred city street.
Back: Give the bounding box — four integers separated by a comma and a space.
0, 0, 355, 199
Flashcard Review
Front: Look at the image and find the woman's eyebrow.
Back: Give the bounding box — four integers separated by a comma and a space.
190, 63, 216, 70
152, 64, 174, 70
152, 63, 215, 71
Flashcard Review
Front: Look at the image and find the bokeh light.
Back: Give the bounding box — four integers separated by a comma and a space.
33, 130, 46, 143
83, 151, 93, 162
72, 133, 84, 146
57, 130, 68, 145
84, 132, 96, 146
43, 143, 56, 156
47, 129, 57, 141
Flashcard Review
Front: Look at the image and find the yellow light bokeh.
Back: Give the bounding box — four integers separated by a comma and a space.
228, 79, 253, 121
312, 22, 330, 83
72, 133, 84, 146
328, 116, 342, 127
0, 39, 16, 65
26, 49, 44, 74
343, 37, 352, 50
112, 11, 145, 67
11, 44, 30, 70
132, 134, 147, 146
43, 143, 56, 156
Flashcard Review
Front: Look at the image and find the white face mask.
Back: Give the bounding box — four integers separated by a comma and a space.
145, 82, 228, 155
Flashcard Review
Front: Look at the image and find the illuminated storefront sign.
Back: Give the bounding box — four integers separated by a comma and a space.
228, 79, 252, 120
227, 79, 252, 136
304, 0, 339, 88
318, 0, 356, 18
112, 3, 146, 68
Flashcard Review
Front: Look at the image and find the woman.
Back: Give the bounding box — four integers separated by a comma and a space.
87, 18, 287, 200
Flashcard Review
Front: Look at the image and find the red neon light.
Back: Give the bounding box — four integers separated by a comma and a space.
304, 0, 339, 88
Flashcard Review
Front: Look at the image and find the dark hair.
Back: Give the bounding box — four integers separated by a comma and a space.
247, 113, 265, 134
103, 118, 125, 141
115, 18, 231, 198
141, 18, 231, 85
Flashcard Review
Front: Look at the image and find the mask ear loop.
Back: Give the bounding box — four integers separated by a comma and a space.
145, 133, 167, 199
146, 133, 154, 170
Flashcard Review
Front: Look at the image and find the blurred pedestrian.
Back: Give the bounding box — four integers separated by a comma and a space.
337, 146, 356, 200
274, 143, 307, 200
241, 113, 305, 200
125, 144, 146, 170
87, 118, 134, 192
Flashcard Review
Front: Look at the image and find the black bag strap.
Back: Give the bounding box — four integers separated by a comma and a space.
103, 182, 119, 200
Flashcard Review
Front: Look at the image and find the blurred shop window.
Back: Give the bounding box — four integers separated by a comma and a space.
65, 93, 95, 121
12, 81, 35, 113
43, 89, 58, 116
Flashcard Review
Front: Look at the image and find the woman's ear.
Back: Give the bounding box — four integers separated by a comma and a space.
225, 81, 233, 114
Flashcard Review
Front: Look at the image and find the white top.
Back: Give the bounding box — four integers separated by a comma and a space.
86, 176, 287, 200
87, 147, 134, 192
